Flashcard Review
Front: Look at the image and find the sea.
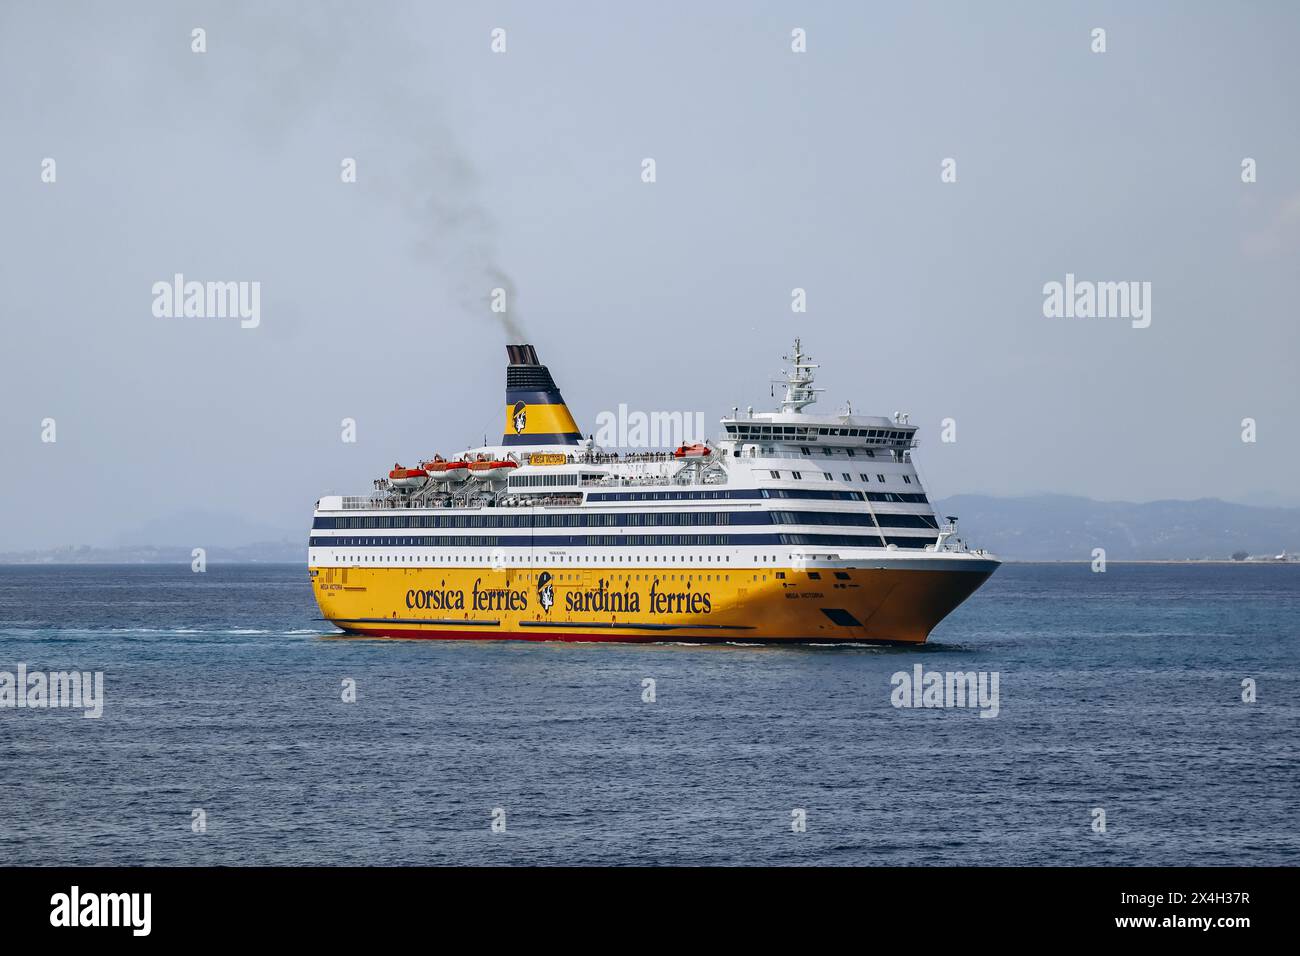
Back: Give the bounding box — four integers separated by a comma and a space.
0, 563, 1296, 866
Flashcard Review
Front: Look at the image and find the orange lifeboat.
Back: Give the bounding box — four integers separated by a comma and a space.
388, 464, 429, 490
673, 443, 710, 458
469, 459, 519, 482
426, 459, 469, 483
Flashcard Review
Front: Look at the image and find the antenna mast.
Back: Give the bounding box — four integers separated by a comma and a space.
778, 338, 823, 413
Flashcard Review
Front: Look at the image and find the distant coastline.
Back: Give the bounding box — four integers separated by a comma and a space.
0, 542, 304, 566
1001, 559, 1299, 565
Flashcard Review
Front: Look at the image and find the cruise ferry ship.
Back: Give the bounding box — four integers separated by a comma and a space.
308, 341, 998, 644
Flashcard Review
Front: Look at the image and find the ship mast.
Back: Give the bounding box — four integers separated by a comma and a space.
779, 338, 823, 413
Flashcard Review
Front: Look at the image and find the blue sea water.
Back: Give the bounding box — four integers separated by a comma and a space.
0, 562, 1296, 866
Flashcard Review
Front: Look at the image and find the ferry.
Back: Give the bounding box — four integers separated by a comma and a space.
308, 341, 998, 643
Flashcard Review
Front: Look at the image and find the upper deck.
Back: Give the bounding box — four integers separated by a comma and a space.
324, 338, 943, 515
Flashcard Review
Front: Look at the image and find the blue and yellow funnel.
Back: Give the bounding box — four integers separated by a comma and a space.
503, 344, 582, 446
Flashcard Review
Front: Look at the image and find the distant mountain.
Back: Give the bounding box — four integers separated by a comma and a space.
1226, 490, 1300, 509
110, 509, 300, 550
0, 508, 305, 563
0, 541, 304, 565
935, 495, 1300, 561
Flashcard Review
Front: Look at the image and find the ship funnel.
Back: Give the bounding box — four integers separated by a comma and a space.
505, 344, 540, 366
503, 344, 582, 446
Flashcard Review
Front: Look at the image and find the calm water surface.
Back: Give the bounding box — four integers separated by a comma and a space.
0, 563, 1296, 865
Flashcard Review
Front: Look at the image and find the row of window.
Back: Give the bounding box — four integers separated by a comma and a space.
317, 511, 747, 529
771, 489, 928, 504
310, 532, 937, 549
581, 488, 928, 504
768, 511, 938, 529
314, 508, 935, 530
580, 488, 772, 502
508, 473, 579, 487
773, 470, 913, 485
725, 425, 914, 443
803, 446, 873, 458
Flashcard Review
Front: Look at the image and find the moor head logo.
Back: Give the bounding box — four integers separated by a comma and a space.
512, 401, 527, 435
537, 570, 554, 613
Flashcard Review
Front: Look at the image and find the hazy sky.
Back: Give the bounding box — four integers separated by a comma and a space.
2, 1, 1298, 548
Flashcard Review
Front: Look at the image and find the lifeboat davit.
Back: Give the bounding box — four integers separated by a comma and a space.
388, 465, 428, 490
469, 459, 519, 482
427, 460, 469, 483
673, 443, 710, 458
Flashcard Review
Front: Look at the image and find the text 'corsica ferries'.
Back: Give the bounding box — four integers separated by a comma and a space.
308, 341, 998, 644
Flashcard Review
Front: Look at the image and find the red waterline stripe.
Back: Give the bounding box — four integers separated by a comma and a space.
334, 625, 666, 643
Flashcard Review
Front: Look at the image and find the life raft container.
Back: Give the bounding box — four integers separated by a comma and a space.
673, 443, 710, 458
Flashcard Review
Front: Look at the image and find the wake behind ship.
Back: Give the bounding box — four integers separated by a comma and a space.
309, 341, 998, 643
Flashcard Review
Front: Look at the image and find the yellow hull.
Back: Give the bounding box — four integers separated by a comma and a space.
309, 563, 994, 644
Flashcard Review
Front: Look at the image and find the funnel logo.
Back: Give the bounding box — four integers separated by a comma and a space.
512, 401, 527, 435
537, 571, 555, 613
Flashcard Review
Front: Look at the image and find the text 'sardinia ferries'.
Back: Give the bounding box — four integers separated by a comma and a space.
309, 341, 998, 644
